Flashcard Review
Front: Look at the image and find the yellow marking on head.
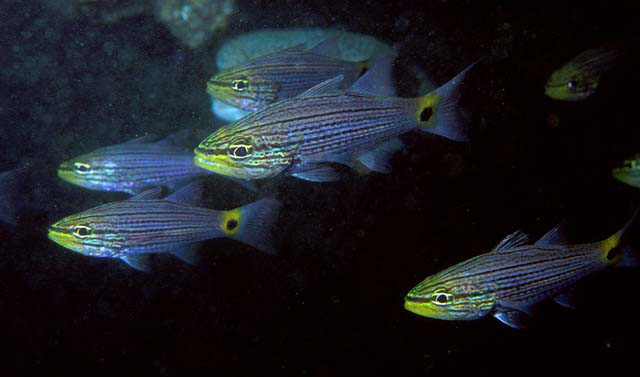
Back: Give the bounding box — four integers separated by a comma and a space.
221, 209, 242, 236
48, 228, 85, 254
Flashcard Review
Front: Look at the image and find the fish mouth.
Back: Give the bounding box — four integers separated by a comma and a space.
193, 150, 234, 177
47, 227, 75, 251
57, 165, 76, 183
404, 295, 438, 318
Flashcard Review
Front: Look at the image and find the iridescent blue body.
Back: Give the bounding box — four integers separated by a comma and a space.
207, 40, 371, 112
58, 134, 210, 194
195, 63, 475, 181
48, 185, 280, 271
405, 215, 637, 328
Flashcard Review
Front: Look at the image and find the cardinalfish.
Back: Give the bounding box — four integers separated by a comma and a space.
404, 212, 639, 329
48, 183, 281, 271
206, 39, 388, 113
545, 45, 624, 101
195, 58, 475, 182
613, 154, 640, 188
58, 132, 211, 195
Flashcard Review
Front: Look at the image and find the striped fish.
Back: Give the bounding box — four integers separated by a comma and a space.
58, 132, 211, 195
206, 39, 381, 112
47, 183, 281, 271
195, 60, 475, 182
612, 154, 640, 188
545, 45, 625, 101
404, 213, 638, 329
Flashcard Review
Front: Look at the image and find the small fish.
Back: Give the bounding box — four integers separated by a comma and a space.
48, 183, 281, 271
195, 59, 475, 182
404, 213, 638, 329
545, 45, 624, 101
58, 132, 211, 195
0, 168, 26, 225
612, 154, 640, 188
206, 39, 387, 112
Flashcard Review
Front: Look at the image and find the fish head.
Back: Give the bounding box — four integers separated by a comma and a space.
404, 270, 496, 321
612, 155, 640, 188
48, 205, 124, 258
206, 70, 278, 112
545, 63, 599, 102
58, 152, 126, 193
194, 120, 296, 180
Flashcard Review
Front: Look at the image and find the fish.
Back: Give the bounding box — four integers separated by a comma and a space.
47, 183, 281, 271
404, 212, 638, 329
206, 39, 391, 113
545, 45, 624, 101
194, 58, 475, 182
612, 154, 640, 188
57, 132, 212, 195
0, 168, 26, 225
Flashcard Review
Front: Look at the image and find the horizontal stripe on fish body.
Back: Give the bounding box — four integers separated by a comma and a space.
50, 200, 226, 257
59, 143, 208, 194
213, 93, 416, 160
207, 48, 364, 111
423, 244, 608, 305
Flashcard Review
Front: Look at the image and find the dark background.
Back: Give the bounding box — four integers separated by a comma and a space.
1, 0, 640, 375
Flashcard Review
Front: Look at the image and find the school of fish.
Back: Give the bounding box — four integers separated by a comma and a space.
1, 30, 635, 331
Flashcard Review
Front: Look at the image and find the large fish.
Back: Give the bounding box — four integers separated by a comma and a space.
195, 59, 475, 182
48, 183, 281, 271
57, 132, 211, 195
206, 39, 385, 113
545, 45, 624, 102
404, 213, 638, 329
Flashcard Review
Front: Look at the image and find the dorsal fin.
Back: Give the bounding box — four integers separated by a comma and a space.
349, 48, 397, 97
535, 221, 570, 246
123, 134, 159, 145
276, 43, 307, 54
165, 182, 202, 206
309, 37, 342, 57
130, 187, 162, 200
492, 230, 531, 252
298, 75, 344, 97
155, 129, 193, 148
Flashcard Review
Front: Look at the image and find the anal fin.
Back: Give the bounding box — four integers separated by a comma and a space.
171, 244, 201, 265
356, 138, 404, 174
121, 255, 151, 272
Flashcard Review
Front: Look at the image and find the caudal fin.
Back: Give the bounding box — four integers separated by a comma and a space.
221, 198, 281, 255
416, 62, 477, 142
603, 207, 639, 267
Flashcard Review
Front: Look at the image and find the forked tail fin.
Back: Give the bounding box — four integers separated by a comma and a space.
220, 198, 282, 255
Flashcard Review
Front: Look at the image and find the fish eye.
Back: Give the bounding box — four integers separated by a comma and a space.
567, 80, 577, 91
232, 78, 248, 91
228, 140, 253, 160
432, 292, 452, 305
73, 225, 92, 238
74, 162, 91, 173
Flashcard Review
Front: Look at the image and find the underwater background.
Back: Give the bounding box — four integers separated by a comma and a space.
1, 0, 640, 375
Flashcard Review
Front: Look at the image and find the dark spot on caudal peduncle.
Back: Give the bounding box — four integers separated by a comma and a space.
226, 219, 238, 231
420, 107, 433, 122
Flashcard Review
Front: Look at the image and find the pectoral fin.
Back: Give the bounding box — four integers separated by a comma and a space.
290, 164, 340, 182
494, 309, 531, 329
